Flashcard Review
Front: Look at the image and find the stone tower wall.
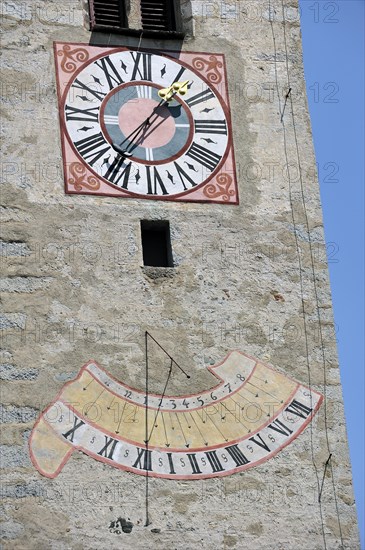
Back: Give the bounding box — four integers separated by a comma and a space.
1, 0, 360, 548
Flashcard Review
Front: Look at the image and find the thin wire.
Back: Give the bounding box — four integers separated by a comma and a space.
280, 87, 291, 122
137, 31, 143, 52
144, 330, 150, 526
268, 0, 327, 547
319, 454, 333, 503
280, 0, 344, 545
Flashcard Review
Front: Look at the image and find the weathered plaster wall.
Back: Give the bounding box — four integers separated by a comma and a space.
0, 0, 360, 548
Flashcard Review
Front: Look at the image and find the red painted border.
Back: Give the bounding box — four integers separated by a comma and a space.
29, 350, 323, 479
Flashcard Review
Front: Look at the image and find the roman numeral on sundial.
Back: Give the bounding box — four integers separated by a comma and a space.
133, 447, 153, 471
97, 436, 118, 460
62, 416, 85, 443
146, 166, 169, 195
285, 399, 312, 419
187, 453, 202, 474
225, 444, 250, 467
205, 450, 224, 473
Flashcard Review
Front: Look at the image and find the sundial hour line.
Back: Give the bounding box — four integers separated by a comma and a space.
183, 413, 192, 429
84, 388, 106, 415
161, 413, 170, 447
115, 401, 127, 434
83, 378, 94, 391
243, 385, 259, 398
220, 401, 251, 432
106, 396, 115, 410
169, 412, 175, 430
175, 412, 190, 447
204, 412, 229, 442
247, 380, 283, 402
189, 411, 208, 446
227, 394, 245, 409
236, 391, 260, 408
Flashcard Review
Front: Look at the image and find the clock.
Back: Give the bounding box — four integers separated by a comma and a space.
54, 42, 238, 203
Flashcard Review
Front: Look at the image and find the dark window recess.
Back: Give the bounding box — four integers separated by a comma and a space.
141, 221, 173, 267
89, 0, 127, 30
140, 0, 176, 31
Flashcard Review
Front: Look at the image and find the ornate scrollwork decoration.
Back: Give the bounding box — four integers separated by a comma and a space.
192, 55, 223, 85
203, 173, 235, 202
58, 45, 89, 73
68, 162, 100, 192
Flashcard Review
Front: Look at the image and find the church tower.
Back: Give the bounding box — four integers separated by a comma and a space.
1, 0, 360, 547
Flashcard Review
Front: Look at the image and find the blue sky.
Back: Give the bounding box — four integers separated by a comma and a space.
299, 1, 364, 546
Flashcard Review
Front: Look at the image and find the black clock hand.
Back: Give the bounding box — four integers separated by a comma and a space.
111, 98, 167, 157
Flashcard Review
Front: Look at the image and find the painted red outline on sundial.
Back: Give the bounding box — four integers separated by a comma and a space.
29, 351, 323, 480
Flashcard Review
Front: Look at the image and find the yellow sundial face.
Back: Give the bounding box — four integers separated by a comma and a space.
29, 352, 322, 479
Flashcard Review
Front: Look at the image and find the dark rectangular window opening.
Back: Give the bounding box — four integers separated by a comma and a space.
88, 0, 183, 34
141, 0, 177, 32
141, 220, 173, 267
89, 0, 127, 30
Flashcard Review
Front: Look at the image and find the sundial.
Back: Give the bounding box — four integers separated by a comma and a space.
29, 344, 322, 480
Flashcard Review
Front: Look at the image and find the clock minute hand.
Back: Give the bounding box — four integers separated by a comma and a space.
111, 98, 166, 157
111, 115, 155, 157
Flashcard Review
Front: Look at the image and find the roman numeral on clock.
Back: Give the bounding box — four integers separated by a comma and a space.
146, 166, 168, 195
65, 105, 99, 122
172, 66, 186, 83
186, 88, 215, 107
71, 78, 106, 102
94, 55, 125, 90
194, 120, 227, 135
74, 132, 111, 167
186, 142, 222, 172
130, 52, 152, 81
173, 161, 196, 190
104, 157, 132, 188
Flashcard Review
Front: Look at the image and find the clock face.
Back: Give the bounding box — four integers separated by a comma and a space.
55, 43, 238, 203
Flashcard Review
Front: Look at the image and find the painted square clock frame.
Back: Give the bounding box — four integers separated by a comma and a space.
54, 42, 238, 204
